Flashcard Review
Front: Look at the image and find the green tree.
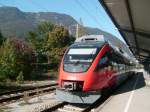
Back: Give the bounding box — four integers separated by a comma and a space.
26, 22, 54, 63
27, 31, 43, 55
0, 39, 17, 80
37, 21, 54, 36
0, 38, 34, 80
26, 22, 75, 69
47, 25, 72, 48
46, 25, 75, 64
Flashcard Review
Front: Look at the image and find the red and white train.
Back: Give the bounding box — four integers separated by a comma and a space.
56, 35, 137, 104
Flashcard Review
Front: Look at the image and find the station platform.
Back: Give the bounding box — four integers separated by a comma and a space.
94, 69, 150, 112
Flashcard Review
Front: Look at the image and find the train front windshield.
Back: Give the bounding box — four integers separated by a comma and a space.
64, 48, 98, 72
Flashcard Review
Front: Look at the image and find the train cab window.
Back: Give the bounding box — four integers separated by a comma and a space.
64, 47, 98, 73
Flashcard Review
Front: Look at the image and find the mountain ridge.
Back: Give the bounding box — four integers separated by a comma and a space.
0, 6, 115, 38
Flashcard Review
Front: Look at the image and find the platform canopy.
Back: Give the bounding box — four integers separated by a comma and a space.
99, 0, 150, 64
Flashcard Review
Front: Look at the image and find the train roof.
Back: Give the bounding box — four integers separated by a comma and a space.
70, 41, 105, 48
74, 35, 137, 64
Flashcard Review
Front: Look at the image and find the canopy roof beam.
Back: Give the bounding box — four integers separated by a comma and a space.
121, 28, 150, 40
130, 46, 150, 54
125, 0, 139, 55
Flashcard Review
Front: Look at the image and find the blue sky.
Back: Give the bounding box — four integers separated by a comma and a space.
0, 0, 125, 42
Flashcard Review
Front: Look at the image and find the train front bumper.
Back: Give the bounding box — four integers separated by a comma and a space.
55, 89, 101, 104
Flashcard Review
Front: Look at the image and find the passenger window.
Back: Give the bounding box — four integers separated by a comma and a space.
96, 53, 110, 71
99, 56, 108, 66
111, 62, 118, 71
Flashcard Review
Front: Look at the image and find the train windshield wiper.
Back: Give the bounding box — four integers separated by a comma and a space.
64, 60, 80, 64
74, 60, 80, 65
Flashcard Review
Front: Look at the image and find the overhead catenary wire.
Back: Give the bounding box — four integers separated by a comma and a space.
83, 0, 110, 29
74, 0, 106, 30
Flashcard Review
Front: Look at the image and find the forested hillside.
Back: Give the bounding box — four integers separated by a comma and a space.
0, 6, 113, 38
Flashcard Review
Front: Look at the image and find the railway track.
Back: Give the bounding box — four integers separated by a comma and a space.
41, 99, 106, 112
0, 83, 57, 96
41, 102, 89, 112
0, 83, 58, 104
55, 104, 88, 112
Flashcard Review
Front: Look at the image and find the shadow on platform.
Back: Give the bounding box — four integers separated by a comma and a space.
113, 72, 146, 95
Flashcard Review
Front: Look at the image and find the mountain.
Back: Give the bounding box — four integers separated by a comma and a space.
0, 6, 114, 38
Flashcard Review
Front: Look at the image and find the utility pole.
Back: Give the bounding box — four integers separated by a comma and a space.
76, 23, 79, 39
76, 18, 86, 39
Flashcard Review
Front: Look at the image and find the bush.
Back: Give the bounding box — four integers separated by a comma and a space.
0, 38, 35, 80
16, 71, 24, 84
